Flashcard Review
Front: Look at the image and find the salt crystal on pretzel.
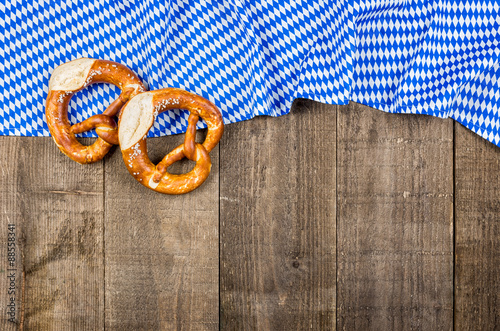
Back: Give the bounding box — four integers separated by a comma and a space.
118, 88, 223, 194
46, 58, 146, 164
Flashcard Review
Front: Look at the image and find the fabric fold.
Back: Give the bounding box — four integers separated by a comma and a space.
0, 0, 499, 147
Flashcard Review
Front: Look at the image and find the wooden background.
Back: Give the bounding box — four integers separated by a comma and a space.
1, 100, 499, 330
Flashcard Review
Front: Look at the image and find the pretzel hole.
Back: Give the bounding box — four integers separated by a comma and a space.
167, 158, 197, 175
151, 109, 209, 135
146, 136, 195, 175
76, 137, 97, 146
146, 129, 207, 174
75, 136, 97, 146
68, 83, 120, 141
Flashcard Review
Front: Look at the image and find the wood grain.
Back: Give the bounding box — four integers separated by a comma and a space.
0, 137, 104, 330
2, 101, 500, 329
219, 99, 337, 330
336, 103, 454, 330
454, 124, 500, 330
104, 132, 219, 330
0, 137, 23, 331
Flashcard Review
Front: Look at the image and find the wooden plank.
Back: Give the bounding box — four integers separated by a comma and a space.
104, 133, 219, 330
0, 137, 23, 331
336, 103, 454, 330
0, 137, 104, 330
219, 99, 337, 330
454, 124, 500, 330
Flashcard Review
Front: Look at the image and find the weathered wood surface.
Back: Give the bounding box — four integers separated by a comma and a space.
0, 137, 25, 331
104, 133, 219, 330
455, 124, 500, 330
0, 137, 104, 330
219, 99, 337, 330
336, 104, 454, 330
0, 101, 499, 330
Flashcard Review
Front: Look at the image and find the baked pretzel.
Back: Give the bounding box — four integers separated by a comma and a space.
118, 88, 224, 194
46, 58, 145, 164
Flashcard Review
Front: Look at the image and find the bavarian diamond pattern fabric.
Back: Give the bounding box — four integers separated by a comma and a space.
352, 0, 500, 146
0, 0, 499, 147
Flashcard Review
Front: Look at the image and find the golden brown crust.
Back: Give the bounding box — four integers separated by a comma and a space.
119, 88, 224, 194
45, 58, 146, 164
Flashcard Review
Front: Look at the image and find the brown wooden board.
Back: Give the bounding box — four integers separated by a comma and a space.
219, 99, 337, 330
0, 137, 24, 331
104, 133, 219, 330
454, 124, 500, 330
336, 103, 454, 330
3, 101, 500, 330
0, 137, 104, 330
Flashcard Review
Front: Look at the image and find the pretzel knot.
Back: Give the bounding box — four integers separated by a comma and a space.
118, 88, 224, 195
46, 58, 146, 164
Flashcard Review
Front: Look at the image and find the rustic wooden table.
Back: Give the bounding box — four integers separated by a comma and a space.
1, 100, 498, 330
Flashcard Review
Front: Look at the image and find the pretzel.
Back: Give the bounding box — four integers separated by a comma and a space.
118, 88, 224, 194
46, 58, 146, 164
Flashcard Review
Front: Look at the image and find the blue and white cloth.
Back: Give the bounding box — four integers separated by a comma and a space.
1, 1, 499, 146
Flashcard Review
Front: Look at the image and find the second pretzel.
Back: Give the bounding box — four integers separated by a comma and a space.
118, 88, 224, 194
